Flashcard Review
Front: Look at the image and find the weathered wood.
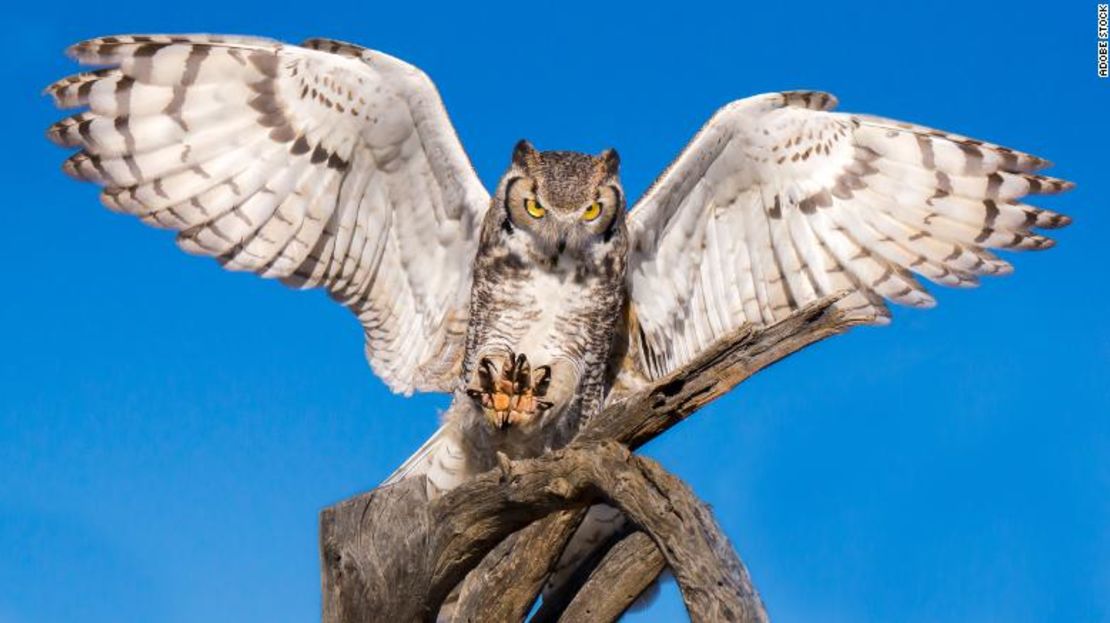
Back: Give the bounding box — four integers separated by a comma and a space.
554, 531, 666, 623
530, 515, 630, 623
320, 477, 437, 620
321, 441, 763, 621
582, 292, 858, 449
461, 295, 861, 616
598, 444, 768, 622
452, 510, 584, 622
319, 295, 863, 621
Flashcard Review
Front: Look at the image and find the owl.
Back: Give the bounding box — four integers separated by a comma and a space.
46, 35, 1073, 496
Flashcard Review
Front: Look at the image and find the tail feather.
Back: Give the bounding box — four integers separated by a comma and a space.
383, 423, 469, 496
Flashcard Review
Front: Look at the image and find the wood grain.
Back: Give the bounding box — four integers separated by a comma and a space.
319, 295, 862, 621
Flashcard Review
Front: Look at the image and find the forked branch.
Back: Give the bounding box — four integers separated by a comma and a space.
320, 295, 863, 622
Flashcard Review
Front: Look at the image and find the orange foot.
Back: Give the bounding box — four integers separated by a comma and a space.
467, 352, 553, 429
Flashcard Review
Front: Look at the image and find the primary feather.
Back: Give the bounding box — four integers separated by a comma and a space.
624, 90, 1072, 381
46, 34, 490, 394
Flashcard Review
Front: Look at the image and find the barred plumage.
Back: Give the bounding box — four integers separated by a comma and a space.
624, 91, 1073, 381
47, 34, 489, 394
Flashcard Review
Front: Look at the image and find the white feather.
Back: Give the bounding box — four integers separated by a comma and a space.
625, 90, 1072, 380
47, 34, 490, 394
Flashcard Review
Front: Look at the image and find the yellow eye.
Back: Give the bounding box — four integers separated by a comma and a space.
525, 198, 545, 219
582, 201, 602, 222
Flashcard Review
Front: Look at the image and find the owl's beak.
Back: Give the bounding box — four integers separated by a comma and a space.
556, 236, 567, 255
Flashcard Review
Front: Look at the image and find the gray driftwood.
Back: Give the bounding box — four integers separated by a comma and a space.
529, 515, 628, 622
447, 293, 863, 619
320, 295, 862, 622
453, 511, 584, 622
552, 530, 666, 623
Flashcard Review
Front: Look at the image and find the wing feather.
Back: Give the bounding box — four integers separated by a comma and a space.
624, 91, 1072, 381
46, 34, 489, 393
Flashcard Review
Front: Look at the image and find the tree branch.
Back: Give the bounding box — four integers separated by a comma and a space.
553, 531, 665, 623
458, 294, 861, 617
322, 441, 767, 622
530, 510, 632, 623
451, 510, 584, 622
582, 292, 859, 449
320, 295, 863, 621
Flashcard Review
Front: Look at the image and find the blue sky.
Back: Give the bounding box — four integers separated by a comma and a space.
1, 1, 1107, 621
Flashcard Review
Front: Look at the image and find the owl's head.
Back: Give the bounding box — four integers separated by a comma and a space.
492, 140, 625, 262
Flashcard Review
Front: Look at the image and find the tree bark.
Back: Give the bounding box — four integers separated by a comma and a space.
319, 295, 862, 621
553, 531, 666, 623
452, 510, 584, 622
455, 294, 861, 617
530, 510, 630, 623
321, 441, 767, 622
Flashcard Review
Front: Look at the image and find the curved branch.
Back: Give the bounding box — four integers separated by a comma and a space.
451, 510, 584, 622
322, 442, 765, 622
453, 294, 860, 617
594, 445, 767, 622
320, 295, 862, 621
532, 509, 632, 622
554, 531, 665, 623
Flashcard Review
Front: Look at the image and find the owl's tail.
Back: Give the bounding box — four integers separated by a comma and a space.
382, 421, 471, 496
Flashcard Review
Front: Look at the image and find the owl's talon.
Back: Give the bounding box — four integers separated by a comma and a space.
533, 365, 552, 395
467, 351, 553, 430
476, 357, 498, 393
516, 358, 532, 393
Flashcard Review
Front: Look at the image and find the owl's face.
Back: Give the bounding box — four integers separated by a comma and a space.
493, 140, 625, 263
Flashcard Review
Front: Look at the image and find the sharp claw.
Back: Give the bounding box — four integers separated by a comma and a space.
499, 353, 517, 384
514, 359, 531, 394
533, 365, 552, 396
470, 352, 556, 430
478, 358, 497, 392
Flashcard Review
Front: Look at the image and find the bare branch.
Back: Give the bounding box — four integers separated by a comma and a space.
600, 445, 767, 622
452, 510, 584, 622
582, 293, 859, 449
319, 295, 861, 622
531, 513, 633, 622
554, 531, 665, 623
458, 295, 860, 616
321, 441, 765, 621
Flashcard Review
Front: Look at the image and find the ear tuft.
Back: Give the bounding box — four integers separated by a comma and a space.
599, 148, 620, 176
512, 139, 538, 168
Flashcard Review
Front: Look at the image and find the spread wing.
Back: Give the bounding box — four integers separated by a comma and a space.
625, 91, 1073, 381
46, 34, 491, 394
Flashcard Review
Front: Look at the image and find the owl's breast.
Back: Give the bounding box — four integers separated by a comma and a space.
513, 265, 590, 362
468, 248, 627, 370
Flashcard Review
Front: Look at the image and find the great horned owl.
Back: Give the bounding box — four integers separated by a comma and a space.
46, 35, 1073, 493
460, 143, 628, 466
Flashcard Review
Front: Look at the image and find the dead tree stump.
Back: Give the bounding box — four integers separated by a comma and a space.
320, 295, 862, 622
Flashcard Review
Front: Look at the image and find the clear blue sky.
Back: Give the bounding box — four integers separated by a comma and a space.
2, 1, 1106, 621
